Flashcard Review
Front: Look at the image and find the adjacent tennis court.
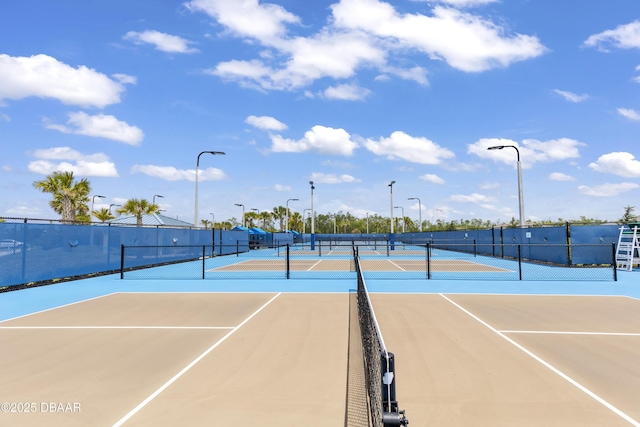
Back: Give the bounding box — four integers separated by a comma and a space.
1, 244, 639, 426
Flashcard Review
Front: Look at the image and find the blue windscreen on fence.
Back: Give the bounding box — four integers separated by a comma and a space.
0, 223, 248, 288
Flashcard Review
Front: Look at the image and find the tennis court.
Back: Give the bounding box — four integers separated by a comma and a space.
1, 245, 639, 426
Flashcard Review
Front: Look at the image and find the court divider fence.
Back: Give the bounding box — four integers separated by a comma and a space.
119, 242, 616, 281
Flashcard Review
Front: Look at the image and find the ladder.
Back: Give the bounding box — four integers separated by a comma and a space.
615, 224, 640, 271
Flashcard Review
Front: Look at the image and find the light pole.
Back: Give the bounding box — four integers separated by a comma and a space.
235, 203, 245, 227
408, 197, 422, 232
250, 208, 260, 228
487, 145, 525, 228
310, 181, 316, 249
389, 181, 396, 249
91, 195, 105, 216
366, 212, 369, 234
286, 198, 299, 232
394, 206, 405, 234
109, 204, 121, 215
153, 194, 164, 204
210, 212, 215, 228
194, 150, 225, 227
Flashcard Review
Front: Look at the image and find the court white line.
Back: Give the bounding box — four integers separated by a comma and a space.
112, 292, 282, 427
307, 260, 323, 271
0, 293, 118, 324
387, 260, 406, 271
500, 330, 640, 336
0, 326, 234, 330
440, 294, 640, 427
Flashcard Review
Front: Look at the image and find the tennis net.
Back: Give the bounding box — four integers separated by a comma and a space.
354, 246, 408, 426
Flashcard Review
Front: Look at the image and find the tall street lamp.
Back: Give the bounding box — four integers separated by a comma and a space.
109, 204, 121, 215
194, 150, 225, 227
389, 181, 396, 249
366, 212, 369, 234
487, 145, 525, 228
309, 181, 315, 249
209, 212, 215, 227
91, 195, 105, 218
153, 194, 164, 204
394, 206, 405, 234
408, 197, 422, 232
286, 198, 299, 232
235, 203, 245, 227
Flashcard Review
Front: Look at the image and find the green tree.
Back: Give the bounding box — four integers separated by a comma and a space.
93, 207, 114, 222
201, 219, 212, 229
272, 206, 287, 231
116, 198, 159, 226
619, 206, 636, 224
258, 211, 273, 230
289, 211, 302, 232
33, 171, 91, 222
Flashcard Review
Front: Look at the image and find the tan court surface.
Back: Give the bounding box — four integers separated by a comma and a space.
1, 292, 640, 426
212, 259, 508, 272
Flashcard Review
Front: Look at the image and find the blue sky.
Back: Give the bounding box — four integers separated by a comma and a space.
2, 0, 640, 226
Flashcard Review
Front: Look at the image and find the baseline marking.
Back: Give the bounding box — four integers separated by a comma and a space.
440, 294, 640, 427
112, 292, 282, 427
501, 330, 640, 337
0, 326, 234, 330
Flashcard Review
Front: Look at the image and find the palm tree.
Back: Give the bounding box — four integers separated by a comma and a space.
259, 211, 272, 230
289, 211, 302, 232
272, 206, 287, 231
93, 207, 114, 222
116, 198, 159, 226
33, 171, 91, 223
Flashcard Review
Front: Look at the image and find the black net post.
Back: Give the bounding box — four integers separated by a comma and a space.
426, 243, 431, 280
518, 244, 522, 280
120, 244, 125, 279
202, 245, 205, 279
612, 243, 617, 282
286, 244, 290, 279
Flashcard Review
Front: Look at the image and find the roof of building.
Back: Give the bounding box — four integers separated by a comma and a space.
109, 213, 193, 227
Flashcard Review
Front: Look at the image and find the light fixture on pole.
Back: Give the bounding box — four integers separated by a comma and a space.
209, 212, 215, 227
234, 203, 245, 227
394, 206, 405, 234
408, 197, 422, 232
389, 181, 396, 249
366, 212, 369, 234
194, 150, 225, 228
310, 181, 315, 249
286, 198, 299, 232
487, 145, 525, 228
153, 194, 164, 204
109, 204, 121, 215
91, 195, 106, 216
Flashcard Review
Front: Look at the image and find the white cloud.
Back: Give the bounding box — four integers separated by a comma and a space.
554, 89, 588, 103
617, 108, 640, 121
0, 54, 126, 108
331, 1, 547, 72
450, 193, 495, 203
363, 131, 455, 164
323, 83, 371, 101
584, 20, 640, 51
0, 113, 9, 122
419, 173, 445, 184
131, 164, 226, 181
578, 182, 639, 197
310, 172, 360, 184
195, 0, 545, 92
45, 112, 144, 145
123, 30, 199, 53
549, 172, 576, 181
589, 152, 640, 177
245, 115, 288, 131
469, 137, 584, 168
478, 181, 499, 190
271, 125, 358, 156
274, 184, 292, 191
186, 0, 300, 41
28, 146, 118, 177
